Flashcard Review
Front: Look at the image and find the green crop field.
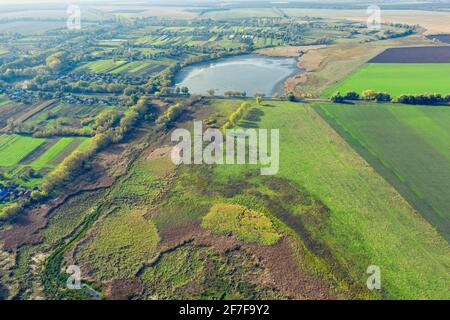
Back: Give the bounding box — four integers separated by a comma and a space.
213, 101, 450, 299
322, 63, 450, 97
75, 59, 128, 73
0, 135, 45, 167
30, 137, 75, 171
314, 102, 450, 241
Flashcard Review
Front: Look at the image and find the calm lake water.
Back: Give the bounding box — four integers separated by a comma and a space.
174, 54, 301, 97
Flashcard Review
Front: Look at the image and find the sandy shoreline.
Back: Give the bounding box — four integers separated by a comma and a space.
256, 45, 327, 95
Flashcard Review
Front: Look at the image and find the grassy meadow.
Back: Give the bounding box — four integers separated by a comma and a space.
314, 102, 450, 241
212, 100, 450, 299
322, 63, 450, 97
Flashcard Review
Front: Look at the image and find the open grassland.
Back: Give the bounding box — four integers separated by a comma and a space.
213, 101, 450, 299
314, 103, 450, 241
322, 63, 450, 97
0, 135, 45, 167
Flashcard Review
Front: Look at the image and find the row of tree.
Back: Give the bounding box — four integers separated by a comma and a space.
331, 90, 392, 103
224, 90, 248, 98
156, 103, 185, 128
331, 90, 450, 106
394, 94, 450, 105
222, 102, 252, 131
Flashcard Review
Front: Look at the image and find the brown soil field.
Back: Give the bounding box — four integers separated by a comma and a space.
369, 46, 450, 63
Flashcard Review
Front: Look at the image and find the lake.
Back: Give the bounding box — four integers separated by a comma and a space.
174, 54, 302, 97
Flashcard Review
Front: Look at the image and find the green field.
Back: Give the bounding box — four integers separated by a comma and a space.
322, 63, 450, 97
30, 138, 75, 171
76, 59, 128, 73
213, 101, 450, 299
0, 135, 45, 167
314, 102, 450, 241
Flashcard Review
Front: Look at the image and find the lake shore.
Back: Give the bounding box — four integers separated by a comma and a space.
256, 45, 327, 96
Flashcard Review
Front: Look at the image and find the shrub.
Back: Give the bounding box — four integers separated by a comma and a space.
344, 91, 359, 100
286, 92, 296, 101
1, 203, 21, 220
374, 92, 391, 102
362, 90, 377, 100
331, 92, 345, 103
31, 190, 48, 202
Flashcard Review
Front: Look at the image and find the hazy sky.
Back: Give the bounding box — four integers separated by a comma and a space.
0, 0, 446, 6
0, 0, 440, 3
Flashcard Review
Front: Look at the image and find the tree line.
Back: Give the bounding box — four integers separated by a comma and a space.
331, 90, 450, 106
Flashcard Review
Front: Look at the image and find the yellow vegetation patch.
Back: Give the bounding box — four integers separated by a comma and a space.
201, 204, 281, 246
